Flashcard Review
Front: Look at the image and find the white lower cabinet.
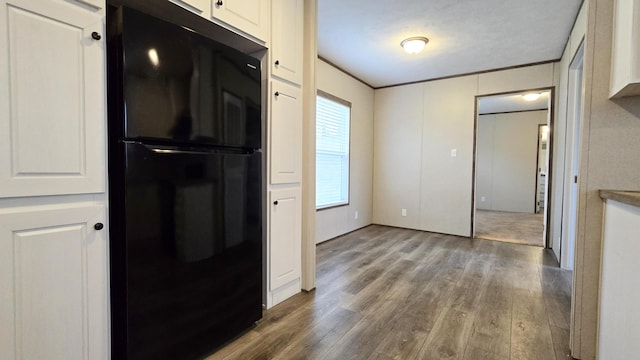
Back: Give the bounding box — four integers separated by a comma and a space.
268, 187, 301, 307
0, 203, 108, 360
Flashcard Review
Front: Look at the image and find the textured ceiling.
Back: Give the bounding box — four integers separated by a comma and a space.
479, 91, 551, 114
318, 0, 583, 88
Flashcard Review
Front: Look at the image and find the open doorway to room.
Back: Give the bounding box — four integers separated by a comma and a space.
472, 88, 554, 247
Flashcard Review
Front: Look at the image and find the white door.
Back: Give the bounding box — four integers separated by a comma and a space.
269, 188, 301, 290
0, 0, 105, 198
271, 0, 303, 84
0, 204, 108, 360
211, 0, 269, 42
561, 43, 585, 269
270, 80, 302, 184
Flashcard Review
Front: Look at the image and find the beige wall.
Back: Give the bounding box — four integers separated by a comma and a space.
476, 111, 547, 213
373, 83, 428, 230
571, 0, 640, 358
372, 63, 555, 237
315, 59, 374, 243
550, 0, 588, 266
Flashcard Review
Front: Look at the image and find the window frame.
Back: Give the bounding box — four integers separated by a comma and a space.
315, 90, 352, 211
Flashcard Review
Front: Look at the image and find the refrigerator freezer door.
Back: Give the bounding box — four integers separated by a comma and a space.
119, 7, 261, 149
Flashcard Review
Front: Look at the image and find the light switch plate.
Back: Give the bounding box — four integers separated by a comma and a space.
451, 149, 457, 157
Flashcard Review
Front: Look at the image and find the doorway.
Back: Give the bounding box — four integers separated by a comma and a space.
536, 124, 550, 215
472, 88, 555, 247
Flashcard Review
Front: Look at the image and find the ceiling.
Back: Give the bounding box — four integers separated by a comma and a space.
318, 0, 583, 88
478, 90, 550, 114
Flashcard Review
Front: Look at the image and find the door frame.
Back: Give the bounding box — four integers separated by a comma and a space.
471, 86, 556, 248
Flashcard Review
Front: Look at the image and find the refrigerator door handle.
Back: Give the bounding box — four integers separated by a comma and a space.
139, 144, 253, 155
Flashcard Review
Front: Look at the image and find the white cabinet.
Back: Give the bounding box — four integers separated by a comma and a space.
610, 0, 640, 98
0, 0, 105, 198
598, 198, 640, 358
169, 0, 210, 18
0, 1, 109, 358
211, 0, 269, 43
68, 0, 104, 10
271, 0, 303, 84
0, 203, 108, 360
269, 188, 301, 301
270, 80, 302, 184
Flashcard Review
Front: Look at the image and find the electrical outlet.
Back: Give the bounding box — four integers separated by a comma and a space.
401, 209, 407, 217
451, 148, 457, 157
481, 196, 486, 202
354, 211, 358, 219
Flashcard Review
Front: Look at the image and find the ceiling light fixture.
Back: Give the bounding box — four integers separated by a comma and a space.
401, 37, 429, 54
523, 93, 541, 101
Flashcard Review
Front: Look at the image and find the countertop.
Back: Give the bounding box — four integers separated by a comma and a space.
600, 190, 640, 208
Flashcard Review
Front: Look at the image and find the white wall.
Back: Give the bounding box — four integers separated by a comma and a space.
372, 63, 555, 237
373, 83, 424, 230
315, 59, 374, 243
476, 111, 547, 213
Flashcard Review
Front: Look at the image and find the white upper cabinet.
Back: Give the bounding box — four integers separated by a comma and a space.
0, 203, 108, 360
610, 0, 640, 98
211, 0, 270, 43
270, 80, 302, 184
66, 0, 104, 10
169, 0, 210, 18
0, 0, 105, 198
271, 0, 303, 84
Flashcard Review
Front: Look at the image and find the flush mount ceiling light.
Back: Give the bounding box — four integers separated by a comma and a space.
401, 36, 429, 54
523, 93, 541, 101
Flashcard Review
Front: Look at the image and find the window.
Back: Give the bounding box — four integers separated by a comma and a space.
316, 92, 350, 210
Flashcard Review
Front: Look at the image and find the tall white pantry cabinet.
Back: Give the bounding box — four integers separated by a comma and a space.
0, 0, 109, 359
0, 0, 306, 357
267, 0, 304, 308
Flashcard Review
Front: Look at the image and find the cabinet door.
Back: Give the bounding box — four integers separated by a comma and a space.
0, 0, 105, 198
169, 0, 210, 18
609, 0, 640, 98
211, 0, 269, 42
269, 188, 301, 290
270, 80, 302, 184
271, 0, 303, 84
67, 0, 104, 10
0, 203, 108, 360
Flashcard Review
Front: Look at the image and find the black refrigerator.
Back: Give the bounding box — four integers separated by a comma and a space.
107, 6, 262, 360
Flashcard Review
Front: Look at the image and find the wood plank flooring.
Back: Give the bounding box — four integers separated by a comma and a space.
205, 225, 572, 360
475, 210, 545, 247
